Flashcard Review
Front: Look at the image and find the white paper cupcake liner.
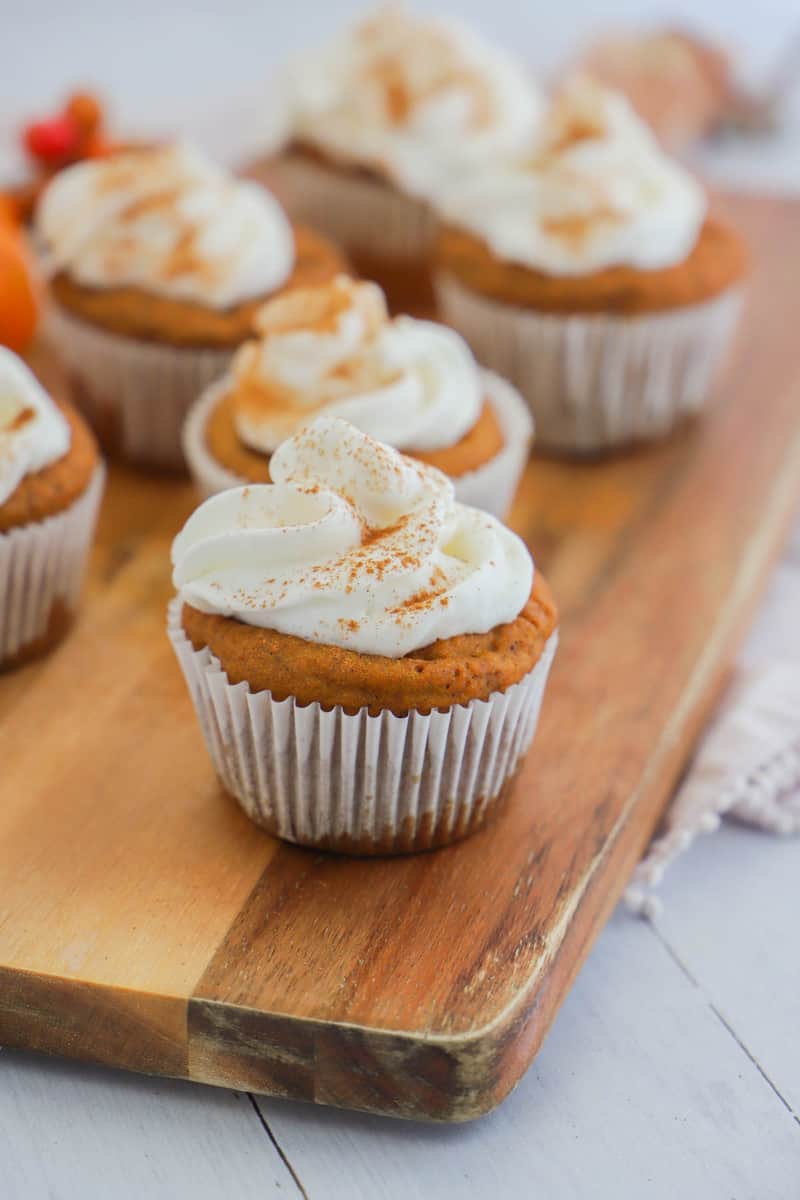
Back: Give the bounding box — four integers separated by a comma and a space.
453, 370, 533, 518
265, 151, 435, 270
45, 303, 234, 470
0, 465, 104, 667
168, 597, 557, 854
435, 274, 745, 454
182, 378, 249, 501
183, 367, 533, 519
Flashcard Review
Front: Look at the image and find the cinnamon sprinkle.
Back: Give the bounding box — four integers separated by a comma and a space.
2, 406, 35, 432
119, 188, 182, 222
541, 207, 622, 245
162, 227, 217, 284
359, 13, 493, 131
392, 586, 448, 612
547, 113, 607, 154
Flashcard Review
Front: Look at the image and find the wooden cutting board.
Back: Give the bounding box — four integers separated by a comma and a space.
1, 193, 799, 1122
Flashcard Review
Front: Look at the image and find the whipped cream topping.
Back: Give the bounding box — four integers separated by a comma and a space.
435, 77, 707, 274
36, 142, 295, 308
284, 7, 542, 199
0, 348, 71, 507
231, 275, 482, 454
173, 417, 532, 657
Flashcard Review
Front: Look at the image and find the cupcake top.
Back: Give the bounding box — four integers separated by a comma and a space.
283, 7, 542, 198
0, 349, 71, 507
172, 416, 532, 657
36, 142, 295, 308
435, 77, 707, 275
228, 275, 483, 454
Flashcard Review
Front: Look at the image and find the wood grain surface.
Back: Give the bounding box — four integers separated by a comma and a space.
0, 193, 799, 1122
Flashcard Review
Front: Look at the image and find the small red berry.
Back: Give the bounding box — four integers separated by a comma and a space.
23, 115, 81, 164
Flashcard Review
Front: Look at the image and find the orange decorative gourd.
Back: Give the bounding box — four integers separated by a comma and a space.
0, 226, 39, 352
65, 91, 103, 137
0, 193, 21, 228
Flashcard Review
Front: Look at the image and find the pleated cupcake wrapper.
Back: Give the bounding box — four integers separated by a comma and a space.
0, 465, 104, 666
183, 368, 533, 519
168, 597, 557, 854
265, 152, 435, 267
453, 369, 533, 517
182, 378, 255, 500
435, 275, 745, 453
45, 303, 234, 470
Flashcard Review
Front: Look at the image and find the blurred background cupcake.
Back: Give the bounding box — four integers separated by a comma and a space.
170, 416, 558, 853
35, 142, 346, 470
0, 348, 103, 668
183, 273, 532, 517
264, 6, 542, 308
434, 77, 749, 454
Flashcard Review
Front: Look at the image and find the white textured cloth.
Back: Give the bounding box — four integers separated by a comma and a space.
626, 515, 800, 915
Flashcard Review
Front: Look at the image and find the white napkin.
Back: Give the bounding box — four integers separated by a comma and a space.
626, 520, 800, 916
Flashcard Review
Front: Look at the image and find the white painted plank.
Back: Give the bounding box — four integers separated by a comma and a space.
655, 822, 800, 1117
786, 515, 800, 564
646, 542, 800, 1117
0, 1051, 299, 1200
739, 560, 800, 666
257, 912, 800, 1200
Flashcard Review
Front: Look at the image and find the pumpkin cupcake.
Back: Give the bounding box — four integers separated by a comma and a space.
169, 416, 558, 854
434, 78, 748, 453
183, 274, 532, 518
267, 6, 541, 307
36, 142, 346, 469
0, 348, 103, 669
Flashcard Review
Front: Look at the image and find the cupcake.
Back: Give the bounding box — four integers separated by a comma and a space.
267, 7, 541, 307
36, 142, 347, 469
183, 274, 532, 519
434, 78, 748, 453
169, 416, 558, 854
0, 348, 103, 669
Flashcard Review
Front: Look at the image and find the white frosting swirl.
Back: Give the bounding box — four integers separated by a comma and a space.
285, 7, 542, 199
0, 348, 71, 507
231, 276, 482, 454
172, 417, 532, 657
36, 142, 295, 308
435, 78, 707, 274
